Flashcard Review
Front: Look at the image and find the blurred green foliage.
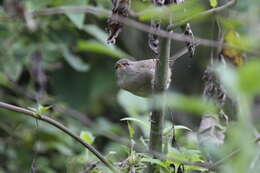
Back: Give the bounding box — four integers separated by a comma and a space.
0, 0, 260, 173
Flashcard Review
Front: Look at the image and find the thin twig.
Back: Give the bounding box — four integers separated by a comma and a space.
208, 136, 260, 170
0, 101, 118, 173
210, 148, 240, 169
32, 6, 109, 17
169, 42, 201, 66
0, 83, 215, 169
23, 4, 256, 55
168, 0, 236, 29
32, 6, 219, 48
108, 13, 260, 56
0, 1, 250, 54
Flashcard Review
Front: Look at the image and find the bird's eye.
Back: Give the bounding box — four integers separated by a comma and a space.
115, 63, 121, 69
115, 61, 129, 69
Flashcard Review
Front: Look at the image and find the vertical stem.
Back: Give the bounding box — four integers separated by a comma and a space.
149, 35, 171, 171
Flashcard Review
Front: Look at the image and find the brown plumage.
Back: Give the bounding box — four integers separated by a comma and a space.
115, 59, 171, 97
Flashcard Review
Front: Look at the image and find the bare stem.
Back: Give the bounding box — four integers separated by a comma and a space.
149, 35, 171, 173
0, 101, 118, 173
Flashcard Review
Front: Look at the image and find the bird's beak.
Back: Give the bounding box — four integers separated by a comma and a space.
115, 63, 124, 69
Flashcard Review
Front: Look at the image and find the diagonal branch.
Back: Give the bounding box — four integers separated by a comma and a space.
0, 0, 242, 54
169, 42, 201, 66
27, 2, 259, 56
0, 101, 118, 173
168, 0, 236, 29
31, 6, 221, 48
1, 82, 215, 170
32, 6, 109, 17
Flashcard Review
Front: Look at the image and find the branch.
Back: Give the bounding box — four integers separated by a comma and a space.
210, 148, 240, 170
32, 6, 217, 47
2, 1, 253, 55
169, 42, 201, 66
209, 136, 260, 170
0, 101, 118, 173
168, 0, 236, 29
106, 14, 259, 56
102, 130, 213, 169
3, 72, 260, 172
28, 4, 260, 56
0, 83, 215, 170
32, 6, 109, 17
3, 82, 260, 171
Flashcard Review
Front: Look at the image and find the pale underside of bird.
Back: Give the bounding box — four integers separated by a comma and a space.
115, 58, 171, 97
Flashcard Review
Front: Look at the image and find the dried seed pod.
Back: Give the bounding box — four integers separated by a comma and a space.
107, 0, 130, 44
174, 0, 196, 58
202, 69, 226, 106
181, 23, 195, 58
148, 21, 160, 55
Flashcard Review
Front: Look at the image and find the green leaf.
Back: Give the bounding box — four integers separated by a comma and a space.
65, 11, 85, 29
61, 0, 89, 29
77, 40, 125, 58
175, 125, 192, 131
55, 143, 73, 155
141, 158, 168, 169
94, 118, 123, 135
126, 121, 135, 138
167, 148, 205, 171
83, 24, 109, 44
163, 124, 192, 136
215, 64, 239, 97
153, 93, 217, 115
138, 0, 204, 23
121, 117, 150, 137
37, 105, 52, 115
80, 131, 95, 145
3, 57, 23, 81
81, 25, 132, 58
209, 0, 218, 8
25, 0, 52, 11
117, 90, 150, 116
28, 104, 52, 116
238, 59, 260, 95
225, 30, 238, 46
121, 117, 149, 129
218, 17, 242, 30
61, 46, 90, 72
0, 73, 9, 86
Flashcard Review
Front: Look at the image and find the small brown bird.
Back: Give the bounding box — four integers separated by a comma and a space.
115, 58, 171, 97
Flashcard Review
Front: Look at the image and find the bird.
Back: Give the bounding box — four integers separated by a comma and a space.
115, 58, 171, 97
197, 116, 225, 162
